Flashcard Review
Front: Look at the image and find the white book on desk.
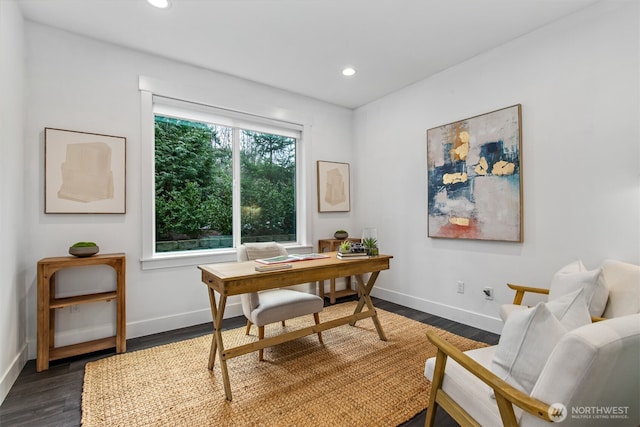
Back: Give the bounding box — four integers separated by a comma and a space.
337, 253, 370, 260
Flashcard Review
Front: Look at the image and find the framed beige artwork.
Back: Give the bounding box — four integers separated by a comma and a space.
317, 160, 350, 212
45, 127, 126, 214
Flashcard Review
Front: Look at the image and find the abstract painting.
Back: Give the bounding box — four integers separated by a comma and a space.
427, 105, 522, 242
45, 128, 126, 213
317, 160, 350, 212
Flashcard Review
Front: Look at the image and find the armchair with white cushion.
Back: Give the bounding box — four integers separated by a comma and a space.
501, 259, 640, 323
424, 259, 640, 427
237, 242, 324, 361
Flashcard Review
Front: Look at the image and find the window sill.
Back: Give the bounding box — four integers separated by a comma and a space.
140, 244, 313, 270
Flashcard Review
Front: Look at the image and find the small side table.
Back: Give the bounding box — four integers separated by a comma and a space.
37, 253, 126, 372
317, 238, 361, 303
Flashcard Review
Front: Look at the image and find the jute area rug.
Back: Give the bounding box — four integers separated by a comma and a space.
82, 301, 486, 427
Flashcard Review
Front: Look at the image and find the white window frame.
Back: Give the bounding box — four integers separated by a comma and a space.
139, 76, 313, 270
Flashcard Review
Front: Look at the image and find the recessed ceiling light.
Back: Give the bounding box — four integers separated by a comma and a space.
147, 0, 170, 9
342, 67, 357, 77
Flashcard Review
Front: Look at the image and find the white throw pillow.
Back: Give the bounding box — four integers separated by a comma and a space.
491, 291, 591, 394
492, 303, 566, 394
548, 260, 608, 318
546, 288, 591, 331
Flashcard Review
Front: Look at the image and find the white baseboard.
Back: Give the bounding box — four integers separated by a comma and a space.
23, 288, 501, 371
126, 286, 321, 338
372, 287, 503, 335
0, 342, 28, 406
126, 302, 243, 339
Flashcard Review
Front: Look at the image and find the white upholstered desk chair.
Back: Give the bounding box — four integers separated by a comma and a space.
238, 242, 324, 361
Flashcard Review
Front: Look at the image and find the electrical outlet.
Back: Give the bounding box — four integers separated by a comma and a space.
457, 281, 464, 294
483, 287, 494, 300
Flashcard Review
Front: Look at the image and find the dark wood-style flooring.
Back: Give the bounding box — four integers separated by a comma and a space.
0, 296, 499, 427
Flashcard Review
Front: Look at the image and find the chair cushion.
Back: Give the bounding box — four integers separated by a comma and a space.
240, 293, 260, 318
250, 289, 324, 327
549, 260, 608, 318
601, 259, 640, 318
425, 346, 511, 426
491, 290, 591, 394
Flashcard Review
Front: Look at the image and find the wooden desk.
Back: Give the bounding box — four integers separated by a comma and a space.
37, 253, 126, 372
198, 252, 392, 400
318, 238, 361, 303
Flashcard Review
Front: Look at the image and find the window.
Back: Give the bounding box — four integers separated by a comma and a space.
152, 96, 301, 255
239, 130, 297, 245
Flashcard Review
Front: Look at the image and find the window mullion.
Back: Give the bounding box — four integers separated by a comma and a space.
232, 126, 242, 249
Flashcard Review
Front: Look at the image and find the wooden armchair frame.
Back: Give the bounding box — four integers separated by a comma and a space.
425, 330, 556, 427
506, 283, 605, 322
506, 283, 549, 305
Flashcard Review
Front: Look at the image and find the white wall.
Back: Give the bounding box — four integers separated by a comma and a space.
22, 22, 355, 360
355, 1, 640, 333
0, 0, 27, 404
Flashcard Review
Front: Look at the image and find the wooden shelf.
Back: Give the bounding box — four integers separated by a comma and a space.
37, 253, 126, 372
49, 336, 117, 361
50, 291, 118, 309
333, 289, 358, 299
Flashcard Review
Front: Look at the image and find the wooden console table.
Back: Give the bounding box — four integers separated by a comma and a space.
37, 253, 126, 372
318, 238, 361, 303
198, 252, 392, 400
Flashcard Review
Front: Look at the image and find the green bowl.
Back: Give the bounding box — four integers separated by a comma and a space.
69, 245, 99, 257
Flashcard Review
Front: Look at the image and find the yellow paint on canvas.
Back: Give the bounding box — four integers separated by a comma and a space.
449, 217, 470, 226
459, 131, 470, 143
443, 172, 468, 184
492, 160, 515, 176
475, 157, 488, 175
453, 142, 469, 160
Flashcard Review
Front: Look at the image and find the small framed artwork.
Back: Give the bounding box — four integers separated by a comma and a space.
45, 127, 126, 214
426, 104, 522, 242
317, 160, 350, 212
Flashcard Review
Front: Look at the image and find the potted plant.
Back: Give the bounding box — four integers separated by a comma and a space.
338, 240, 352, 254
334, 229, 348, 239
69, 241, 99, 257
363, 237, 378, 256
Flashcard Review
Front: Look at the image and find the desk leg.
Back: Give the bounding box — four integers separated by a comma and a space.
207, 288, 233, 401
351, 272, 387, 341
207, 287, 218, 370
